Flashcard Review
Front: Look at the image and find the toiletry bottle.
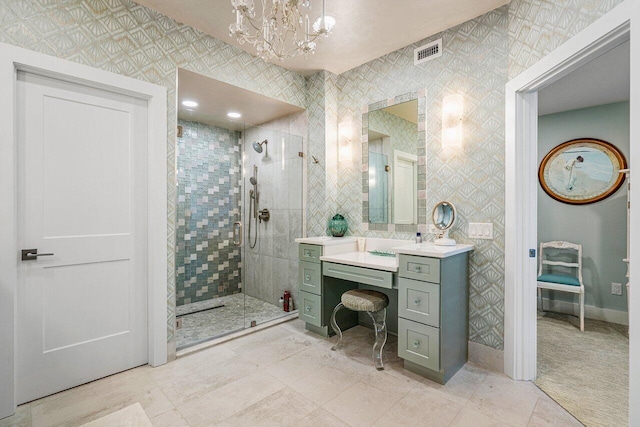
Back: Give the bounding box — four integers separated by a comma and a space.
416, 232, 422, 244
289, 296, 294, 311
278, 297, 284, 309
283, 291, 290, 312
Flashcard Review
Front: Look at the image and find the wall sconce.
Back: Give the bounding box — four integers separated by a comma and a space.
442, 94, 464, 150
338, 120, 353, 162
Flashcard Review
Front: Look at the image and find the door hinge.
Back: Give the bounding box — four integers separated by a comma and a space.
529, 249, 536, 258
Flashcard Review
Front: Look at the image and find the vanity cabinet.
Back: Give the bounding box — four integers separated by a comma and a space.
298, 243, 357, 337
397, 252, 469, 384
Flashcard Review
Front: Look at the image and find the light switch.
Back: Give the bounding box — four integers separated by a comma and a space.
469, 222, 493, 239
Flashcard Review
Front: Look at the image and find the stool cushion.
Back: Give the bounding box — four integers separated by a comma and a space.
341, 289, 389, 312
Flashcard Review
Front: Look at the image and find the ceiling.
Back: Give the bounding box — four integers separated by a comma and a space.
135, 0, 509, 75
538, 40, 630, 116
178, 68, 303, 130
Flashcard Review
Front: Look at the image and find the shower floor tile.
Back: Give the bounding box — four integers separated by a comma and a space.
176, 294, 292, 349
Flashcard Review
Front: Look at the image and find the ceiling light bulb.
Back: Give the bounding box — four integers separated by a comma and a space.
227, 112, 242, 118
313, 15, 335, 34
182, 100, 198, 108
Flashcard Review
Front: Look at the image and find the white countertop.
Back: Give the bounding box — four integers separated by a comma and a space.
295, 236, 357, 246
392, 242, 474, 258
320, 251, 399, 272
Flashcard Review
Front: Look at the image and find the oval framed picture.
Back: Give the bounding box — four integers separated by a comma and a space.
539, 138, 627, 205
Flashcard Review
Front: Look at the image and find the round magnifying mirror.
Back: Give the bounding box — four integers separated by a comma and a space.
432, 201, 457, 246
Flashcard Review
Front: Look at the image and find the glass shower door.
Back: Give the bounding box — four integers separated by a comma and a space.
241, 125, 303, 327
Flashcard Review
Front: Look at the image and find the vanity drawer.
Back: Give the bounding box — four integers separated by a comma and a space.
399, 254, 440, 283
299, 244, 322, 263
398, 278, 440, 327
299, 261, 322, 295
299, 291, 322, 327
323, 262, 394, 289
398, 318, 440, 372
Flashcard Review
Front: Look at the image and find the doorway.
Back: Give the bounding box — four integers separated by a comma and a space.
504, 1, 639, 425
534, 40, 630, 425
0, 43, 167, 419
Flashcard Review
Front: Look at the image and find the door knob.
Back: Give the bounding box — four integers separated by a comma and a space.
21, 249, 54, 261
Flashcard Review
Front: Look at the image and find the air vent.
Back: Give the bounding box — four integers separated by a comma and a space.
414, 39, 442, 65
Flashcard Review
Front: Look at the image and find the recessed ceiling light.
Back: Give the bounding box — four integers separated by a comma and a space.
182, 100, 198, 108
227, 112, 242, 118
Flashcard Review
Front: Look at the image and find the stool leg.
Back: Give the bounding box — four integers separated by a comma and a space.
330, 303, 344, 351
367, 308, 387, 370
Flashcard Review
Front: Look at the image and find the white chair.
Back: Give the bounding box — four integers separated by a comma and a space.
537, 241, 585, 331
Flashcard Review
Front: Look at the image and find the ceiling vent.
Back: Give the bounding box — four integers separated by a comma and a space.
414, 39, 442, 65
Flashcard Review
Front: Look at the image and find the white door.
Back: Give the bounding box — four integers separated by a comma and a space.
16, 71, 148, 404
393, 151, 417, 224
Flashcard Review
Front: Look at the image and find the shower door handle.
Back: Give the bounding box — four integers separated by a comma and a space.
233, 221, 242, 246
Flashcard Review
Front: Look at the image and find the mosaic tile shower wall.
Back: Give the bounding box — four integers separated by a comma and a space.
176, 120, 242, 306
0, 0, 305, 358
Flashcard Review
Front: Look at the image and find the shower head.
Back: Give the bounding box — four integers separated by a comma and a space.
249, 176, 257, 186
252, 139, 268, 153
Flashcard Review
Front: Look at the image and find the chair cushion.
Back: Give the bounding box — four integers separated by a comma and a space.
341, 289, 389, 312
537, 273, 580, 287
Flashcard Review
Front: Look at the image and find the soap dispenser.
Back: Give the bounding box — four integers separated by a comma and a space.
415, 232, 422, 244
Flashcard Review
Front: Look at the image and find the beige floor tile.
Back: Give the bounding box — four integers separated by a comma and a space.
322, 380, 407, 427
373, 387, 464, 427
176, 371, 285, 426
150, 408, 190, 427
80, 403, 152, 427
216, 388, 318, 426
297, 408, 350, 427
233, 329, 317, 368
527, 397, 582, 427
262, 343, 343, 386
0, 404, 31, 427
467, 372, 540, 427
31, 368, 173, 427
288, 365, 365, 405
450, 407, 511, 427
151, 352, 260, 406
420, 362, 489, 405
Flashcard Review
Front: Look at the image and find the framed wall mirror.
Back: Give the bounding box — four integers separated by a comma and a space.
362, 90, 426, 232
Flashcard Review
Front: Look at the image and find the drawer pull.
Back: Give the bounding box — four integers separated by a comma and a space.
305, 305, 312, 312
305, 275, 311, 281
413, 340, 420, 348
304, 250, 311, 257
414, 266, 422, 272
413, 298, 421, 305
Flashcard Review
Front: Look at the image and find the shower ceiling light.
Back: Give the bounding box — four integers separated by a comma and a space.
227, 112, 242, 118
182, 100, 198, 108
229, 0, 335, 62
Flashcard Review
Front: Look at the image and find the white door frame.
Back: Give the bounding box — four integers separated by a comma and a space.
0, 43, 168, 419
504, 1, 639, 423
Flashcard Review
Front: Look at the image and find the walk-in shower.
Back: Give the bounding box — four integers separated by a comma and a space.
175, 122, 302, 349
252, 139, 268, 154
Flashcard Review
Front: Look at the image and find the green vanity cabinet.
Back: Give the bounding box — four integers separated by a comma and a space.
397, 252, 469, 384
298, 243, 357, 337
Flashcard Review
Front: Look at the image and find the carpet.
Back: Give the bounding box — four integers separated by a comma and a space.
536, 312, 628, 427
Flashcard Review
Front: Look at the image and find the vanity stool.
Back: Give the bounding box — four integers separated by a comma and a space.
330, 289, 389, 370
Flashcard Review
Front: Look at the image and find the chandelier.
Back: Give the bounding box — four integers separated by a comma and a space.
229, 0, 335, 61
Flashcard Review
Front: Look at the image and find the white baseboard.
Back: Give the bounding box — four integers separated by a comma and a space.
540, 297, 628, 326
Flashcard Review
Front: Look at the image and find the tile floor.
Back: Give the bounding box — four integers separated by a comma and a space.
0, 319, 581, 427
176, 294, 292, 349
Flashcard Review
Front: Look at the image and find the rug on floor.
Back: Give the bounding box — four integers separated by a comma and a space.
536, 312, 628, 427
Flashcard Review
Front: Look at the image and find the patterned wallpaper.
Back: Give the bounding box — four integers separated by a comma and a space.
175, 120, 241, 306
0, 0, 624, 353
0, 0, 306, 359
305, 0, 624, 350
368, 108, 418, 155
508, 0, 625, 79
